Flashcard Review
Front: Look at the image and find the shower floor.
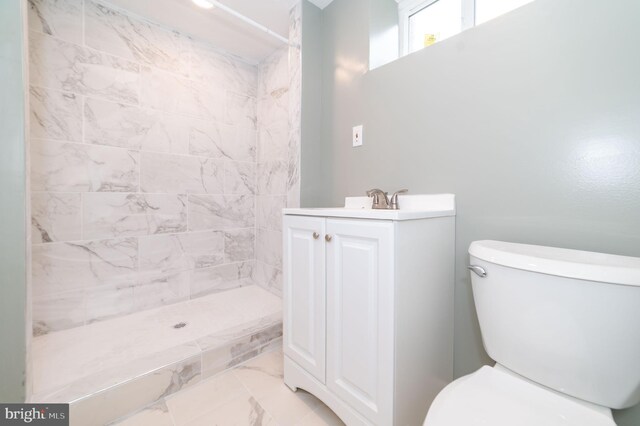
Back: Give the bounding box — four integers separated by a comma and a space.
30, 285, 282, 424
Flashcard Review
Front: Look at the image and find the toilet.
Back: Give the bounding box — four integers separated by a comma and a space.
425, 240, 640, 426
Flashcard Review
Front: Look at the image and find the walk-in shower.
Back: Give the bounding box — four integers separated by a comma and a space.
27, 0, 301, 423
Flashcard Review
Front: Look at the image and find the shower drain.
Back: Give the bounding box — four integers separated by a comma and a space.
173, 322, 187, 329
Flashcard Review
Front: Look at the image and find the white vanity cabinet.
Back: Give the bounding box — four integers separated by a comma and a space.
283, 195, 456, 426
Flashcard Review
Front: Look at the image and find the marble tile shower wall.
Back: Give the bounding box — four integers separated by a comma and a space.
254, 47, 289, 298
27, 0, 283, 335
252, 4, 302, 297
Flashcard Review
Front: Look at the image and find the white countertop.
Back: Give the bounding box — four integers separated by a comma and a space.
283, 194, 456, 221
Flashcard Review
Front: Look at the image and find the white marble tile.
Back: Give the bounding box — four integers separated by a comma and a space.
133, 270, 190, 311
213, 285, 282, 320
30, 31, 140, 104
85, 282, 135, 324
139, 114, 191, 155
70, 355, 201, 426
188, 194, 254, 231
191, 41, 258, 97
233, 349, 322, 426
140, 152, 224, 194
85, 0, 191, 76
31, 285, 280, 403
257, 89, 289, 127
202, 338, 283, 382
287, 142, 301, 208
28, 0, 83, 44
258, 123, 289, 163
83, 193, 187, 239
186, 395, 276, 426
165, 371, 247, 426
189, 261, 253, 297
295, 405, 345, 426
112, 400, 174, 426
256, 229, 283, 269
287, 4, 302, 210
256, 195, 286, 232
32, 289, 85, 335
32, 237, 138, 297
255, 385, 321, 426
224, 161, 256, 195
191, 79, 227, 121
139, 231, 224, 274
226, 92, 257, 129
258, 47, 289, 99
32, 339, 201, 403
31, 139, 139, 192
84, 97, 189, 152
232, 349, 284, 400
140, 66, 224, 120
253, 261, 283, 298
189, 121, 256, 162
31, 192, 81, 243
257, 161, 287, 195
200, 321, 282, 376
224, 228, 255, 262
30, 86, 82, 142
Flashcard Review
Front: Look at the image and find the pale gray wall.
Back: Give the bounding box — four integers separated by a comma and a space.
301, 0, 325, 207
302, 0, 640, 423
0, 0, 28, 403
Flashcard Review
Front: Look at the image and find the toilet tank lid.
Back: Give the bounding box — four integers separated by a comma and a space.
469, 240, 640, 287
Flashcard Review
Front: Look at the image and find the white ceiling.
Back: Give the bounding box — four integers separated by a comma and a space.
106, 0, 299, 63
307, 0, 334, 8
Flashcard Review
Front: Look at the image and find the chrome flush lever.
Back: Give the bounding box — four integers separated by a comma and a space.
468, 265, 487, 278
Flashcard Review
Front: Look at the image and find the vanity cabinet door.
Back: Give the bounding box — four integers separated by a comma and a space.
283, 215, 326, 383
325, 218, 395, 425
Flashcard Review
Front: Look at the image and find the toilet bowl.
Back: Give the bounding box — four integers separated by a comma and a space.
424, 240, 640, 426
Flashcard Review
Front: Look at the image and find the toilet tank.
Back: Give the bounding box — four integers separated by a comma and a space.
468, 240, 640, 409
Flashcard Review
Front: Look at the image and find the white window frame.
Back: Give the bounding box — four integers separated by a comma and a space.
398, 0, 476, 56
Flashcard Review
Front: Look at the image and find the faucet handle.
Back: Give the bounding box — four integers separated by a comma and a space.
366, 188, 390, 209
389, 189, 408, 210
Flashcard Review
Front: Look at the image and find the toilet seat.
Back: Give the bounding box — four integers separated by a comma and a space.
424, 366, 616, 426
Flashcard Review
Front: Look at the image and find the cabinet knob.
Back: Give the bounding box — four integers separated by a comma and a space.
325, 234, 332, 242
313, 232, 319, 239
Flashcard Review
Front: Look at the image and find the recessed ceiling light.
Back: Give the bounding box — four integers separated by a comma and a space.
192, 0, 214, 9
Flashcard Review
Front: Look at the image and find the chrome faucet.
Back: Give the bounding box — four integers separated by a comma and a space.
366, 188, 390, 209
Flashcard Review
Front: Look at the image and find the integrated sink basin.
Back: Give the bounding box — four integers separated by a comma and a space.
283, 194, 455, 221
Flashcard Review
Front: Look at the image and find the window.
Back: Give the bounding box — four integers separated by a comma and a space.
475, 0, 534, 25
399, 0, 534, 55
408, 0, 462, 53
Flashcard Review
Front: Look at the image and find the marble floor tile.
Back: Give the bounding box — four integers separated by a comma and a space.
165, 371, 247, 426
246, 379, 322, 426
295, 404, 346, 426
110, 401, 174, 426
232, 349, 286, 401
232, 349, 324, 425
108, 347, 344, 426
185, 394, 276, 426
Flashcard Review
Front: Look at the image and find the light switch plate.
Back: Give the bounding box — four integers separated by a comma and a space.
352, 125, 363, 147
